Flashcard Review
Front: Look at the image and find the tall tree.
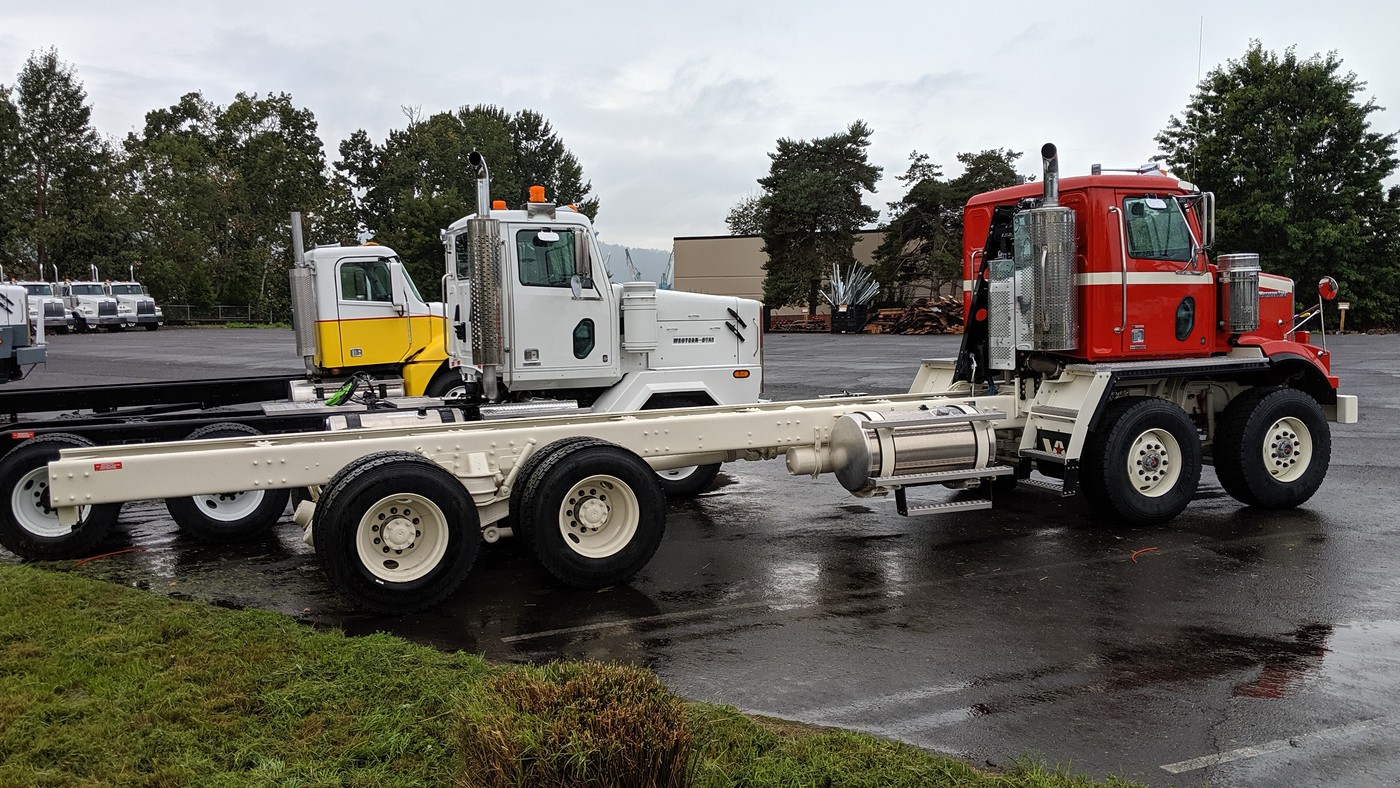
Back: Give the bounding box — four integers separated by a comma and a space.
337, 105, 596, 289
874, 149, 1022, 297
0, 48, 128, 279
753, 121, 881, 312
1157, 42, 1400, 326
124, 91, 336, 314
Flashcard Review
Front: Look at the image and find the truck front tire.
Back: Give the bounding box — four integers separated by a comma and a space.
164, 423, 291, 543
1213, 387, 1330, 509
0, 434, 122, 559
313, 451, 480, 613
643, 397, 722, 498
1081, 397, 1202, 525
515, 439, 666, 588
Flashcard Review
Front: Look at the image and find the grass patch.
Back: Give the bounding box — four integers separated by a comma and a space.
0, 566, 1141, 786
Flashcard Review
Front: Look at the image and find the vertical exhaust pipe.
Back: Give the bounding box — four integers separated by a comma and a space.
288, 212, 317, 377
290, 212, 307, 267
1041, 143, 1059, 207
469, 151, 491, 219
466, 151, 501, 402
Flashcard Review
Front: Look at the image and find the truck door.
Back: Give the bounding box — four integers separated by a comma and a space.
332, 256, 411, 368
505, 226, 619, 390
1113, 193, 1213, 356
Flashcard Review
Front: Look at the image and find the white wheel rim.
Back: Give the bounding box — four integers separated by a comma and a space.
188, 491, 265, 523
441, 384, 467, 399
657, 466, 699, 481
1126, 428, 1183, 498
558, 474, 639, 559
10, 466, 90, 538
355, 493, 450, 583
1262, 416, 1312, 482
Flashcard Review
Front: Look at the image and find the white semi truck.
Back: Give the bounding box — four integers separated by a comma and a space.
60, 265, 122, 333
106, 269, 164, 330
17, 280, 74, 334
18, 144, 1361, 615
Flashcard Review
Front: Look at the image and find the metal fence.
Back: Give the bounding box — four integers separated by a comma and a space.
163, 304, 256, 324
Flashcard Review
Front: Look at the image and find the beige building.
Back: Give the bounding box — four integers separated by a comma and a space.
672, 230, 886, 323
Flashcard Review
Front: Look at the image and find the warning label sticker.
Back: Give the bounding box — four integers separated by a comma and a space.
94, 462, 123, 471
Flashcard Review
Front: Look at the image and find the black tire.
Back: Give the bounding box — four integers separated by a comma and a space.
1213, 387, 1331, 509
312, 451, 480, 613
144, 323, 160, 331
424, 370, 468, 399
653, 463, 722, 499
1081, 397, 1203, 525
0, 434, 122, 559
515, 439, 666, 588
164, 423, 291, 543
642, 397, 722, 498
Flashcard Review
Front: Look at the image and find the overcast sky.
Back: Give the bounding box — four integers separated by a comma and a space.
3, 1, 1398, 252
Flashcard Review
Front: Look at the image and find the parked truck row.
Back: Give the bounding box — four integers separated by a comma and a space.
0, 144, 1360, 616
10, 264, 164, 334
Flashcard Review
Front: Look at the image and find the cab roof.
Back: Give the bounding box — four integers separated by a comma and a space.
966, 174, 1198, 209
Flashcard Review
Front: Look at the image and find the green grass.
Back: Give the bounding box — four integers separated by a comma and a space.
0, 566, 1142, 787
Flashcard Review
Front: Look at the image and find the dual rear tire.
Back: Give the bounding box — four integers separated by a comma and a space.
313, 440, 666, 612
1080, 389, 1330, 525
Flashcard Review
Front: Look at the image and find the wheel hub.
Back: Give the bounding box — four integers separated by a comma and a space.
383, 518, 416, 550
576, 497, 610, 530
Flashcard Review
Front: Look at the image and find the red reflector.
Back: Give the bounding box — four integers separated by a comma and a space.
11, 431, 34, 439
733, 370, 750, 378
94, 462, 123, 471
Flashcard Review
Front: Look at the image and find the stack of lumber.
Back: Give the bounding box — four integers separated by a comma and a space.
862, 296, 965, 334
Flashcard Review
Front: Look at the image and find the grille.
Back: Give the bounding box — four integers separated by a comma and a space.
137, 301, 155, 315
43, 302, 64, 318
97, 301, 117, 316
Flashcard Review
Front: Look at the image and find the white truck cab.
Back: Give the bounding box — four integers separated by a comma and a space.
440, 165, 762, 413
106, 281, 164, 331
292, 242, 446, 390
61, 267, 121, 333
16, 281, 73, 334
0, 284, 44, 378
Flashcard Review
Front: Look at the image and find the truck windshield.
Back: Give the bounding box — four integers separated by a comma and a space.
1123, 196, 1193, 262
22, 284, 52, 296
70, 284, 105, 295
517, 229, 577, 287
109, 284, 145, 295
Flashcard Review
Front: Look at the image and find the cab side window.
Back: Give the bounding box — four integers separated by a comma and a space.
1123, 197, 1193, 262
339, 260, 392, 302
517, 229, 576, 287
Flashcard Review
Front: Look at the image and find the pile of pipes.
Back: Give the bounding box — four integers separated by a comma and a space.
821, 263, 879, 309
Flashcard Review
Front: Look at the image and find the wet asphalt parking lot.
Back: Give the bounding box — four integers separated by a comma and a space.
5, 326, 1400, 786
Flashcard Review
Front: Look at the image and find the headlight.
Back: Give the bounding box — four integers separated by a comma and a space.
118, 304, 132, 313
79, 306, 94, 314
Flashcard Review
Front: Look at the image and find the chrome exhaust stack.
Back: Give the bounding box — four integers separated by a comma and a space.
1041, 142, 1060, 208
288, 212, 318, 377
467, 152, 502, 402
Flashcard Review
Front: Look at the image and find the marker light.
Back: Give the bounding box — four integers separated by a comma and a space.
492, 200, 507, 210
733, 370, 750, 378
